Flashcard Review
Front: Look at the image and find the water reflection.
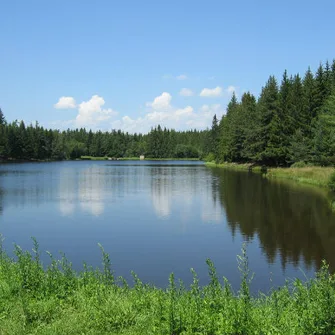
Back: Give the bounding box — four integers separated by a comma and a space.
0, 165, 52, 209
2, 161, 335, 290
0, 181, 3, 215
78, 167, 105, 216
59, 168, 76, 216
150, 167, 172, 218
209, 168, 335, 272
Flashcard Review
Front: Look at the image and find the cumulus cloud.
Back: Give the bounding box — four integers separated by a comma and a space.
53, 95, 118, 128
146, 92, 172, 110
52, 92, 226, 134
176, 74, 187, 80
200, 86, 223, 97
179, 88, 194, 97
54, 96, 77, 109
110, 91, 225, 133
75, 95, 118, 127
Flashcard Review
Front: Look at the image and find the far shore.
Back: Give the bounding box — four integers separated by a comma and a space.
0, 156, 201, 163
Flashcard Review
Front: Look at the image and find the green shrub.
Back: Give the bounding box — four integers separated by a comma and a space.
328, 170, 335, 191
204, 152, 216, 162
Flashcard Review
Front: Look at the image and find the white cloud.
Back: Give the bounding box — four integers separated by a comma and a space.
54, 96, 77, 109
53, 95, 118, 128
176, 74, 187, 80
179, 88, 194, 97
110, 92, 225, 133
52, 92, 226, 134
200, 86, 223, 97
175, 106, 193, 116
75, 95, 118, 127
146, 92, 172, 110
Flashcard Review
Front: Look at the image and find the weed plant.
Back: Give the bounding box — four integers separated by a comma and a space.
0, 237, 335, 334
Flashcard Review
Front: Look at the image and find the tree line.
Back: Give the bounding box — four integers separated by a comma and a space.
0, 113, 209, 160
1, 59, 335, 164
209, 59, 335, 166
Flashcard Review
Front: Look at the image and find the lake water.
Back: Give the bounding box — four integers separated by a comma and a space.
1, 160, 335, 293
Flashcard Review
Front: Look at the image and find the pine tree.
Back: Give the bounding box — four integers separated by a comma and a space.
312, 93, 335, 165
218, 93, 239, 162
331, 59, 335, 89
257, 76, 285, 165
240, 92, 258, 161
289, 74, 306, 131
0, 108, 5, 125
211, 114, 219, 160
302, 67, 316, 135
324, 60, 332, 97
288, 129, 311, 164
313, 63, 328, 118
279, 70, 293, 145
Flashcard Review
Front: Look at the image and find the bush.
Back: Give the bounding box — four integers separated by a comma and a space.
204, 152, 216, 162
328, 170, 335, 191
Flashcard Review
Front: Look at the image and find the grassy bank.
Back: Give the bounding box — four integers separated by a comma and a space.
1, 239, 335, 334
205, 162, 263, 173
206, 162, 335, 190
80, 156, 109, 160
266, 166, 334, 188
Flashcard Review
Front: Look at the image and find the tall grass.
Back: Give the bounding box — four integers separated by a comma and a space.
205, 162, 263, 172
267, 166, 334, 188
0, 237, 335, 334
206, 162, 335, 190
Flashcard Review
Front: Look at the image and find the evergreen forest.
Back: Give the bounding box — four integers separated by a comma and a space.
1, 59, 335, 165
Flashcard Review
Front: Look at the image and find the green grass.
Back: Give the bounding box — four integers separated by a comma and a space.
80, 156, 109, 160
266, 166, 334, 188
206, 162, 335, 189
1, 237, 335, 334
205, 162, 263, 173
142, 157, 200, 161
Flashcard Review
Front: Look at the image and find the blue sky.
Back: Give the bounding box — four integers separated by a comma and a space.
1, 0, 335, 133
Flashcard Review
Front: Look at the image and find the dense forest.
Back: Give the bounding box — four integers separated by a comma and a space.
0, 112, 209, 160
1, 59, 335, 164
210, 59, 335, 166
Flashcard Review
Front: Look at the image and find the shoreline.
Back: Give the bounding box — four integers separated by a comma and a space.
205, 162, 334, 190
0, 157, 201, 163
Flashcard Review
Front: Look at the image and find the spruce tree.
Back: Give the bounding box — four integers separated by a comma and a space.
0, 108, 5, 125
302, 67, 316, 135
240, 92, 258, 161
313, 63, 327, 117
257, 76, 284, 165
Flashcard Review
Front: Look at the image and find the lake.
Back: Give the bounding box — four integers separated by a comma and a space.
1, 160, 335, 293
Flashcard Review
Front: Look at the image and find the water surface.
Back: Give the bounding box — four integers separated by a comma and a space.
1, 160, 335, 292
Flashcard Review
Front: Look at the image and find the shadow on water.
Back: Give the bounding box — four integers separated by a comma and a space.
209, 167, 335, 272
0, 180, 3, 216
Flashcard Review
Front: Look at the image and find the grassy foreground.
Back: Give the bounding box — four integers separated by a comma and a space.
1, 239, 335, 334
